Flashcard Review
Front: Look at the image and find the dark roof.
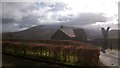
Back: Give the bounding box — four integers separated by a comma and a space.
73, 29, 87, 37
59, 27, 86, 37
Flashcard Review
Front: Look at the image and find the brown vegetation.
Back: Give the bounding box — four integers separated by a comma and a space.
2, 39, 100, 66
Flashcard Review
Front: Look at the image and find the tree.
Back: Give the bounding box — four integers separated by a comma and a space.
101, 27, 110, 53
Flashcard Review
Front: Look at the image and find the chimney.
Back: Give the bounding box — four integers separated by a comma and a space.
61, 25, 63, 29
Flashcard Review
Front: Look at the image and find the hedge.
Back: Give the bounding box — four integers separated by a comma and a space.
2, 40, 100, 66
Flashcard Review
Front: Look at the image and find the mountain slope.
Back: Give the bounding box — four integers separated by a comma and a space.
3, 25, 119, 40
3, 25, 60, 40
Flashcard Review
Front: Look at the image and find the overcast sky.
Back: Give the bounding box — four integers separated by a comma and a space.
1, 0, 120, 32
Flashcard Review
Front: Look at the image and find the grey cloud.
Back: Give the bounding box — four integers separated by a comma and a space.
2, 2, 110, 32
35, 2, 50, 8
2, 2, 36, 19
48, 2, 67, 11
18, 14, 40, 28
2, 14, 40, 32
35, 2, 67, 12
2, 2, 38, 32
2, 18, 16, 24
58, 16, 71, 22
62, 13, 107, 25
2, 23, 20, 32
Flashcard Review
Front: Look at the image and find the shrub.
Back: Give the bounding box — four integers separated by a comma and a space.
2, 39, 100, 66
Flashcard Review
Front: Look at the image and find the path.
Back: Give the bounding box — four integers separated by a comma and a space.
99, 49, 120, 68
